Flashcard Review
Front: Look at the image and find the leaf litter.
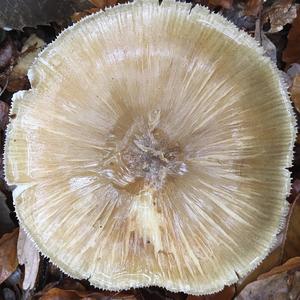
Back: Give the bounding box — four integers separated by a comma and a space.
17, 228, 40, 291
1, 0, 300, 299
0, 229, 19, 285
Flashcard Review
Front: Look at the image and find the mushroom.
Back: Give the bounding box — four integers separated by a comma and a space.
4, 0, 296, 295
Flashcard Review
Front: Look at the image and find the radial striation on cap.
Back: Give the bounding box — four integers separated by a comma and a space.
4, 0, 296, 295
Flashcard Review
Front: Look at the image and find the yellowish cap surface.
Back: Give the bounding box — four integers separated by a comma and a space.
4, 0, 296, 295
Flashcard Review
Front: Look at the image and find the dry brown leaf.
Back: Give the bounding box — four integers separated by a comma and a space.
0, 38, 17, 94
262, 0, 297, 33
12, 34, 45, 75
0, 191, 15, 237
244, 0, 262, 16
89, 0, 105, 6
7, 34, 45, 93
71, 8, 102, 22
236, 270, 300, 300
282, 195, 300, 261
39, 288, 137, 300
88, 0, 119, 8
17, 227, 40, 290
0, 101, 9, 130
6, 75, 29, 93
58, 279, 86, 292
222, 4, 257, 30
186, 286, 235, 300
0, 229, 19, 284
283, 8, 300, 66
290, 75, 300, 113
258, 257, 300, 280
208, 0, 232, 9
236, 258, 300, 299
40, 289, 78, 300
0, 38, 16, 71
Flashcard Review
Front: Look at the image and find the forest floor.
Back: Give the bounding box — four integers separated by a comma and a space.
0, 0, 300, 299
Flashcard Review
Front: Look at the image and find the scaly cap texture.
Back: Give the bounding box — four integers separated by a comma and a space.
4, 0, 296, 295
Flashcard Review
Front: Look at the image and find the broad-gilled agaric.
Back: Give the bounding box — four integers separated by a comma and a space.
4, 0, 296, 295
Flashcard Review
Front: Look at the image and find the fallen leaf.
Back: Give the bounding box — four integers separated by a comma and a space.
14, 34, 45, 73
17, 227, 40, 290
208, 0, 232, 9
71, 8, 101, 22
58, 279, 86, 291
0, 191, 15, 237
281, 195, 300, 261
0, 229, 19, 284
89, 0, 105, 6
0, 0, 93, 30
244, 0, 262, 16
5, 267, 22, 287
236, 257, 300, 299
222, 4, 256, 31
236, 270, 300, 300
262, 0, 297, 33
186, 286, 235, 300
2, 288, 16, 300
5, 268, 22, 300
258, 257, 300, 280
285, 63, 300, 91
0, 101, 10, 130
5, 75, 29, 93
7, 34, 45, 93
290, 75, 300, 113
282, 8, 300, 66
288, 179, 300, 201
0, 38, 17, 71
88, 0, 119, 8
261, 32, 277, 63
0, 38, 18, 95
38, 288, 137, 300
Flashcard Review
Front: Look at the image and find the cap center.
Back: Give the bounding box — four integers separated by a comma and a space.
100, 110, 187, 193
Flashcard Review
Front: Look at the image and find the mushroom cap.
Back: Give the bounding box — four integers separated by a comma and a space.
4, 0, 296, 295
